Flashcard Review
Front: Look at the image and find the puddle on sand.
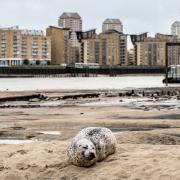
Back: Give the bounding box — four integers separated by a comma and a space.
113, 132, 124, 135
0, 139, 33, 145
0, 123, 11, 129
37, 131, 61, 135
81, 97, 180, 110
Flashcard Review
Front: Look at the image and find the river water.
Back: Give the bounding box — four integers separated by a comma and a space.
0, 75, 179, 91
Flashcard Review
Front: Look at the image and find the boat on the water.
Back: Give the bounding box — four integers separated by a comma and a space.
163, 65, 180, 83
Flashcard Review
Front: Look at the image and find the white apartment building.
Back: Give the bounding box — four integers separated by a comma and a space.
171, 21, 180, 38
58, 12, 82, 63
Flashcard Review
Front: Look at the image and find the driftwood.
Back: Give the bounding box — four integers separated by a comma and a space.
0, 94, 45, 102
60, 93, 100, 100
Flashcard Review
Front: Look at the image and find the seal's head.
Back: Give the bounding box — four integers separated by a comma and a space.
73, 138, 97, 167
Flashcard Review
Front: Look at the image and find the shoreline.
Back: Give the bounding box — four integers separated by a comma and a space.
0, 73, 164, 78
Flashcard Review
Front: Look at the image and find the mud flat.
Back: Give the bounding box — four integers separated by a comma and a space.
0, 89, 180, 179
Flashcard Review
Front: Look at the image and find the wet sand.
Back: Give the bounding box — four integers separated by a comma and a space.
1, 105, 180, 141
0, 90, 180, 179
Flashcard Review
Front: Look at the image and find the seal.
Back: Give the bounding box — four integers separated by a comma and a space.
67, 127, 117, 167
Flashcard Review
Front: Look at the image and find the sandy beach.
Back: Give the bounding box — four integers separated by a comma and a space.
0, 89, 180, 179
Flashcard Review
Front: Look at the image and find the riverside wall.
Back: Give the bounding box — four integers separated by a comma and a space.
0, 66, 165, 77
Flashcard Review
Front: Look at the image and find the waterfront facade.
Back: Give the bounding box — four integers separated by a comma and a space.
134, 33, 180, 66
82, 36, 100, 64
0, 26, 51, 66
168, 45, 180, 65
46, 26, 70, 65
99, 30, 127, 66
3, 13, 180, 68
102, 19, 123, 33
136, 40, 166, 66
58, 12, 82, 63
76, 29, 100, 64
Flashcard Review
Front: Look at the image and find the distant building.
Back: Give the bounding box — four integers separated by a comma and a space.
102, 19, 123, 33
46, 26, 70, 65
82, 36, 100, 64
171, 21, 180, 38
99, 30, 127, 66
0, 26, 51, 66
132, 33, 180, 66
130, 33, 148, 66
58, 12, 82, 63
76, 29, 100, 64
136, 40, 166, 66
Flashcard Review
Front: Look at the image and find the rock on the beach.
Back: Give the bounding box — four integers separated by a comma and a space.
177, 95, 180, 100
67, 127, 117, 167
29, 98, 40, 102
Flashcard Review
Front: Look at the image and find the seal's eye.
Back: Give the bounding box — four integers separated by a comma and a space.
79, 145, 82, 147
83, 145, 88, 149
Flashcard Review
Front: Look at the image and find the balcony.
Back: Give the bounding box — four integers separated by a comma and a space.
1, 49, 6, 53
32, 50, 38, 53
13, 44, 19, 47
1, 38, 7, 41
42, 46, 48, 49
1, 45, 6, 48
31, 42, 38, 46
42, 50, 48, 53
13, 53, 19, 56
31, 50, 38, 53
32, 44, 38, 46
31, 53, 38, 56
1, 41, 6, 44
13, 48, 19, 51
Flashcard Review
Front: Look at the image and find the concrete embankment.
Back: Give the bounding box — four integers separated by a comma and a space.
0, 66, 165, 77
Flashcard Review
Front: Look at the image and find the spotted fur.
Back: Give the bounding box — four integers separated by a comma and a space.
67, 127, 117, 167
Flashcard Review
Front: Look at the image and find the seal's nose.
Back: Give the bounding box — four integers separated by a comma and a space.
89, 152, 95, 160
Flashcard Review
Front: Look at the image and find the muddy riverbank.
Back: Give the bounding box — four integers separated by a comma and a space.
0, 88, 180, 179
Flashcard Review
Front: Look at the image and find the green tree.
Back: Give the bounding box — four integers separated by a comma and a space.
36, 60, 41, 66
47, 61, 51, 65
23, 59, 29, 65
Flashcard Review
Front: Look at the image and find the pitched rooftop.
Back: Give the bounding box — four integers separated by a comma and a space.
60, 12, 81, 19
103, 19, 122, 24
172, 21, 180, 27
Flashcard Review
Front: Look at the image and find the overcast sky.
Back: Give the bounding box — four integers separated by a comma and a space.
0, 0, 180, 35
